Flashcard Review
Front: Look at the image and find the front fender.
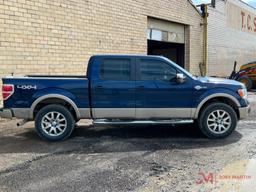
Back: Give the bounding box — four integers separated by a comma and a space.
193, 88, 241, 119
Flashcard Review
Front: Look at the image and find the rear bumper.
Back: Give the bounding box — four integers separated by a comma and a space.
239, 105, 251, 120
0, 108, 13, 119
0, 108, 31, 119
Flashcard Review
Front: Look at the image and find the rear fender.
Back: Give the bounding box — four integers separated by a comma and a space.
30, 88, 80, 119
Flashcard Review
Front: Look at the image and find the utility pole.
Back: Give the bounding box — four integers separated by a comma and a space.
197, 0, 215, 76
203, 4, 209, 76
199, 4, 209, 76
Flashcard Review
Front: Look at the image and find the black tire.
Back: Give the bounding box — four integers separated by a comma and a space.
35, 104, 75, 141
237, 76, 253, 90
198, 102, 237, 139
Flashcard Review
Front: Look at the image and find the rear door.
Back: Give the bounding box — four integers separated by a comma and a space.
135, 58, 193, 119
91, 57, 136, 119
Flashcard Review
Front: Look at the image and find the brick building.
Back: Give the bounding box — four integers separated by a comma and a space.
0, 0, 205, 103
207, 0, 256, 76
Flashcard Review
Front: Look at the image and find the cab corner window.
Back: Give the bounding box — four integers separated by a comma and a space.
139, 59, 177, 81
100, 59, 131, 80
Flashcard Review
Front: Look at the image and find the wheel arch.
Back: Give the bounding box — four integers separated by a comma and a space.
30, 94, 80, 120
194, 93, 241, 119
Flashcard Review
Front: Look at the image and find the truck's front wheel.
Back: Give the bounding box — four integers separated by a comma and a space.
198, 102, 237, 139
35, 104, 75, 141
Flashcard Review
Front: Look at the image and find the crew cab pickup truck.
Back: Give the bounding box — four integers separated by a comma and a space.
0, 55, 250, 141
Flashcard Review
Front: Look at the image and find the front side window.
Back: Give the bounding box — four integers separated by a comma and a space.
100, 59, 131, 80
139, 59, 177, 81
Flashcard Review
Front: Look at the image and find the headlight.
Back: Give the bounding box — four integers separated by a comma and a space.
238, 88, 248, 99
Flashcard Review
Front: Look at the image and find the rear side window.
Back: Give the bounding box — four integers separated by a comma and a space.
139, 59, 177, 81
100, 59, 131, 80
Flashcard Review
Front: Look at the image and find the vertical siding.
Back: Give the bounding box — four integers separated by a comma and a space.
208, 0, 256, 76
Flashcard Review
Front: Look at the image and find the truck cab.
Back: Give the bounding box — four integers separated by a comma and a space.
0, 55, 250, 141
90, 55, 194, 119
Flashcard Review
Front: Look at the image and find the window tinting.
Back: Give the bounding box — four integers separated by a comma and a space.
100, 59, 131, 80
140, 60, 177, 81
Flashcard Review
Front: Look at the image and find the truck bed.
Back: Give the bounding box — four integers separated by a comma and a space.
2, 76, 90, 110
26, 75, 87, 78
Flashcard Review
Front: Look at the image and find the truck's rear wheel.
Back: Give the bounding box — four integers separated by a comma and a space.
198, 102, 237, 139
35, 104, 75, 141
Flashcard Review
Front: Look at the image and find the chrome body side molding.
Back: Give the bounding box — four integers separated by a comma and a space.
78, 108, 91, 119
135, 108, 195, 119
92, 108, 135, 119
1, 107, 90, 120
92, 108, 196, 119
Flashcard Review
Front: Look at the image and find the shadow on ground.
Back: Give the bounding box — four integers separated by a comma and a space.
0, 123, 243, 155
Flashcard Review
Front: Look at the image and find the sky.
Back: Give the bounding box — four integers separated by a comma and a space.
191, 0, 256, 8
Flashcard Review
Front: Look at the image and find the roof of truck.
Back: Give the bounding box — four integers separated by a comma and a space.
91, 54, 165, 59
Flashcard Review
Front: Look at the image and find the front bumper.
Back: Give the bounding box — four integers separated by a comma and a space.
239, 105, 251, 119
0, 108, 13, 119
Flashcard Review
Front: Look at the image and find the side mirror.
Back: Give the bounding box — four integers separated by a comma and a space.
176, 73, 186, 84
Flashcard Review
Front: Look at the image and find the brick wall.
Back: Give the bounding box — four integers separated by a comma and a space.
0, 0, 204, 104
208, 0, 256, 76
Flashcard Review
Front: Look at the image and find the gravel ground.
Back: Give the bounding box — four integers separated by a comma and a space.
0, 93, 256, 192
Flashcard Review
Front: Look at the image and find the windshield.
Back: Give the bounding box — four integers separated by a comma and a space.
162, 57, 197, 80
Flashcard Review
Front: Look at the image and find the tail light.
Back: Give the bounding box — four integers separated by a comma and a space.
2, 84, 14, 100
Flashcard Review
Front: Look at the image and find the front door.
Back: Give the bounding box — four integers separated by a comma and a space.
135, 58, 193, 119
91, 57, 136, 119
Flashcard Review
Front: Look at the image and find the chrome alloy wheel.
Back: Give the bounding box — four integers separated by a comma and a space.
41, 111, 67, 137
207, 110, 231, 134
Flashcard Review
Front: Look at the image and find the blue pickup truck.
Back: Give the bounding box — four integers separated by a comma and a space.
0, 55, 250, 141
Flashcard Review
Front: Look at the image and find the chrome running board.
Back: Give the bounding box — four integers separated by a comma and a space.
93, 119, 194, 125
